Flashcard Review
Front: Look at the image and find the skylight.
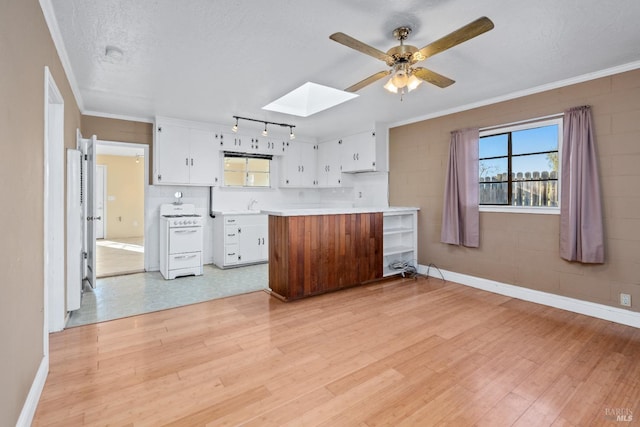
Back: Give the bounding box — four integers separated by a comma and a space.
262, 82, 358, 117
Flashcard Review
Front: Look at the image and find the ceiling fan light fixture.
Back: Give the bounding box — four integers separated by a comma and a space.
383, 79, 398, 93
289, 126, 295, 140
232, 117, 239, 132
262, 122, 268, 137
391, 70, 409, 88
406, 74, 422, 92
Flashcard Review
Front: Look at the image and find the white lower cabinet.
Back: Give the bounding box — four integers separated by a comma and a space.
213, 214, 268, 268
382, 210, 418, 277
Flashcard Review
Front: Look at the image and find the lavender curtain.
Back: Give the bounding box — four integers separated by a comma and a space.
560, 106, 604, 263
441, 128, 480, 247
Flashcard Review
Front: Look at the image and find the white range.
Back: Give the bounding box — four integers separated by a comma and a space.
159, 203, 204, 279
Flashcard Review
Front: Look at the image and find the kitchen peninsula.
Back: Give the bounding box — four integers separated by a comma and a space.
263, 207, 418, 300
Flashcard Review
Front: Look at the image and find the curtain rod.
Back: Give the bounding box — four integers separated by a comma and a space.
480, 112, 563, 133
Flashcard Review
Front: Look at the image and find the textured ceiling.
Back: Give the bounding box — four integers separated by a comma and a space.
45, 0, 640, 140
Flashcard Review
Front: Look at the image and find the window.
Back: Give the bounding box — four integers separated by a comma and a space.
479, 118, 562, 212
223, 152, 271, 187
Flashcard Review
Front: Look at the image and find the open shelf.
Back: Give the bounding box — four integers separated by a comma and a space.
382, 210, 418, 277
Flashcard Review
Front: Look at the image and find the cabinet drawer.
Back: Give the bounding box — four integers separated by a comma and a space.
225, 225, 239, 244
225, 216, 240, 225
225, 244, 239, 265
169, 252, 201, 269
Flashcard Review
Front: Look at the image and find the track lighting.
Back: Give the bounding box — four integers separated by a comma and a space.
231, 116, 296, 139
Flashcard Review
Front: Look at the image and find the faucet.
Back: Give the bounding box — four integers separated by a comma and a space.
248, 198, 258, 211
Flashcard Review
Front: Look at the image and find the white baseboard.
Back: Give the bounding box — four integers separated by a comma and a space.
16, 355, 48, 427
417, 265, 640, 329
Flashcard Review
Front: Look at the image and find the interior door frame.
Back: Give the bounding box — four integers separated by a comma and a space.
95, 164, 107, 239
95, 139, 150, 271
44, 66, 65, 334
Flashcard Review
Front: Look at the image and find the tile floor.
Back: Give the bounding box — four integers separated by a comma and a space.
67, 263, 268, 327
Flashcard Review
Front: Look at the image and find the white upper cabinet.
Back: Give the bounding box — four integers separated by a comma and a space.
280, 141, 318, 187
316, 139, 343, 187
217, 133, 285, 156
219, 133, 248, 153
154, 119, 220, 186
341, 130, 377, 172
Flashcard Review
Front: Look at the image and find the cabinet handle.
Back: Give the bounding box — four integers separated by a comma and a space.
175, 229, 198, 234
191, 158, 194, 166
301, 165, 304, 172
175, 254, 197, 259
258, 238, 261, 245
185, 158, 189, 166
262, 238, 265, 245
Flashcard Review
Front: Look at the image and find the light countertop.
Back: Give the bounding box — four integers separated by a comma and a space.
260, 206, 419, 217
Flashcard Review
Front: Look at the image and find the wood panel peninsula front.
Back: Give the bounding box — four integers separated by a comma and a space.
262, 207, 419, 301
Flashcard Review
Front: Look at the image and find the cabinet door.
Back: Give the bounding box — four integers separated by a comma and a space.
280, 141, 318, 187
317, 140, 343, 187
279, 141, 298, 186
342, 131, 376, 172
189, 128, 219, 185
297, 142, 317, 187
238, 223, 267, 263
155, 123, 190, 184
221, 133, 247, 152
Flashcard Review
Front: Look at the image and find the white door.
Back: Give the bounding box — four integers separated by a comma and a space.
95, 165, 106, 239
81, 135, 98, 289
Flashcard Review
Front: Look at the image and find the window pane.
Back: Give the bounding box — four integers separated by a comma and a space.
224, 157, 245, 171
479, 157, 508, 181
248, 172, 270, 187
512, 180, 558, 207
224, 170, 245, 186
480, 182, 508, 205
512, 125, 558, 155
479, 133, 508, 158
512, 153, 558, 180
247, 158, 270, 173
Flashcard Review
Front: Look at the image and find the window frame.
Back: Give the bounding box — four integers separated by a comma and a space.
478, 117, 563, 215
222, 152, 272, 188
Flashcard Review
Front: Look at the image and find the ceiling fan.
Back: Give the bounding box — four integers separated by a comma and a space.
329, 17, 494, 97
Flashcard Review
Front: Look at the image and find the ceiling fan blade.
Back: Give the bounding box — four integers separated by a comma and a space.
412, 16, 494, 62
413, 67, 455, 88
345, 70, 392, 92
330, 32, 393, 63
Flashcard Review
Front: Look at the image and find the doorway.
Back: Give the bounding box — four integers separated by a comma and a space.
94, 141, 147, 277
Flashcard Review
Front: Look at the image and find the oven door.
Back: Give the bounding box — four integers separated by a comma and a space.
169, 226, 203, 254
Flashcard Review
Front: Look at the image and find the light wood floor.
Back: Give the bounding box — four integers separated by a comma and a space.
96, 236, 144, 278
34, 277, 640, 426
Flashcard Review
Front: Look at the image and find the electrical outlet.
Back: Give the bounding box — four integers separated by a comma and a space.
620, 293, 632, 307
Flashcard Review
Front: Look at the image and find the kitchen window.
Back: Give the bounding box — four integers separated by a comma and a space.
223, 152, 271, 187
479, 117, 562, 214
